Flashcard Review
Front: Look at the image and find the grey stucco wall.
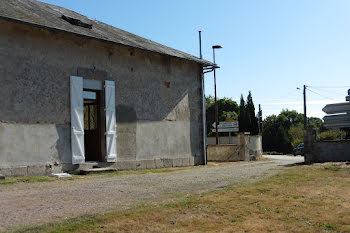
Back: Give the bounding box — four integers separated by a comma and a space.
0, 19, 204, 168
311, 141, 350, 163
304, 129, 350, 163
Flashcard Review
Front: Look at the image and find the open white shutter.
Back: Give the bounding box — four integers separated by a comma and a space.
70, 76, 85, 164
105, 80, 117, 162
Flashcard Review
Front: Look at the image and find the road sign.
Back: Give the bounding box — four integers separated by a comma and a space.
212, 121, 239, 129
346, 96, 350, 101
322, 102, 350, 114
324, 122, 350, 129
212, 128, 239, 133
323, 114, 350, 124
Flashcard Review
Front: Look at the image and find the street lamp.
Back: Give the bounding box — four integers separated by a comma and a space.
212, 45, 222, 145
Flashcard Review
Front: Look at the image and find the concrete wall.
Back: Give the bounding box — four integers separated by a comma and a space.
304, 129, 350, 163
207, 134, 263, 159
244, 135, 263, 158
207, 136, 239, 145
0, 19, 204, 174
207, 133, 262, 162
312, 141, 350, 162
207, 145, 246, 162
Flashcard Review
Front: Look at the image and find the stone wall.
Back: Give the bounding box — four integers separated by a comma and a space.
0, 19, 205, 175
304, 129, 350, 163
207, 134, 263, 161
207, 145, 246, 162
207, 136, 239, 145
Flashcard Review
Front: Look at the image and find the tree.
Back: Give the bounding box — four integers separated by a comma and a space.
206, 96, 239, 136
289, 123, 304, 148
308, 117, 324, 132
238, 95, 246, 132
246, 91, 259, 135
262, 109, 324, 154
238, 92, 259, 135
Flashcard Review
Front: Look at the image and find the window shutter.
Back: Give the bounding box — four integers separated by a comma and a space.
105, 80, 117, 162
70, 76, 85, 164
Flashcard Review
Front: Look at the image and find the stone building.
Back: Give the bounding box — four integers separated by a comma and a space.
0, 0, 214, 176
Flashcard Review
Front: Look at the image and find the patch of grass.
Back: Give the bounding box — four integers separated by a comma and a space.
0, 167, 196, 186
99, 166, 196, 177
12, 163, 350, 233
323, 165, 341, 171
1, 162, 243, 186
0, 179, 18, 185
0, 176, 59, 185
12, 215, 99, 233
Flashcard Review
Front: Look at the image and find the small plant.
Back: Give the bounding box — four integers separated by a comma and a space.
324, 165, 341, 172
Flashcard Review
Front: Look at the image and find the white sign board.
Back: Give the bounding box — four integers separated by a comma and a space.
212, 121, 239, 129
323, 114, 350, 123
212, 128, 239, 133
324, 122, 350, 129
322, 102, 350, 114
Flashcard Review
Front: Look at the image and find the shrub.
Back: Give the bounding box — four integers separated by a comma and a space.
319, 130, 346, 140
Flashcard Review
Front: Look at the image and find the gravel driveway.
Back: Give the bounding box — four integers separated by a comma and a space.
0, 155, 303, 231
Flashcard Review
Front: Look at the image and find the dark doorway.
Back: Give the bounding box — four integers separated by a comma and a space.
84, 90, 103, 161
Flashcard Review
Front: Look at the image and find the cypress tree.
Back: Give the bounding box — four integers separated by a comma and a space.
246, 91, 259, 135
238, 95, 246, 132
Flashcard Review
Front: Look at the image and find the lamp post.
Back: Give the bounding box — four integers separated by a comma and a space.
212, 45, 222, 145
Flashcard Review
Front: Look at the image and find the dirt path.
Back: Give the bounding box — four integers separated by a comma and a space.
0, 156, 303, 231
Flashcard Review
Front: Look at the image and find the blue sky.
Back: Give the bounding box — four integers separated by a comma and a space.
41, 0, 350, 119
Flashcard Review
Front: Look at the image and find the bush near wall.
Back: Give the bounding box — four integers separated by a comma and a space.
319, 130, 346, 141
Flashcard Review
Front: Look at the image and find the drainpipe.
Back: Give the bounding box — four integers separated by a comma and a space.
199, 31, 207, 165
201, 68, 207, 165
201, 65, 218, 165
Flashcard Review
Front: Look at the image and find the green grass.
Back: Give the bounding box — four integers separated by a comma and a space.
0, 164, 213, 186
0, 176, 62, 185
10, 163, 350, 233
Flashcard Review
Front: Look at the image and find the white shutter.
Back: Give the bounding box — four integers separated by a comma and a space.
70, 76, 85, 164
105, 80, 117, 162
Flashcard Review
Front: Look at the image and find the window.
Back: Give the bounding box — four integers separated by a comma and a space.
61, 15, 92, 29
84, 103, 98, 130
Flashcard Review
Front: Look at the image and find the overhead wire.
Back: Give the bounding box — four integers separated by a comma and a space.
306, 87, 335, 101
308, 85, 350, 89
308, 86, 346, 98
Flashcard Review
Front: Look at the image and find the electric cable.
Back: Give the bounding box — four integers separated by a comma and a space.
306, 87, 335, 101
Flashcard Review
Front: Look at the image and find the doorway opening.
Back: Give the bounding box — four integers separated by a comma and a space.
83, 90, 103, 162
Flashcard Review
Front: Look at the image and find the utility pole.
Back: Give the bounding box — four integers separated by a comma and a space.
258, 104, 263, 134
303, 85, 307, 130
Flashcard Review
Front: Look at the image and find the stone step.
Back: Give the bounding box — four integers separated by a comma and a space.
79, 167, 118, 175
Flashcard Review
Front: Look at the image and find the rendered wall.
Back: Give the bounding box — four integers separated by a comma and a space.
207, 145, 246, 162
207, 136, 239, 145
0, 19, 204, 172
244, 135, 263, 158
207, 134, 263, 159
304, 129, 350, 163
312, 141, 350, 162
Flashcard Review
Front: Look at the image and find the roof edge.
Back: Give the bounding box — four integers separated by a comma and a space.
0, 15, 214, 66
